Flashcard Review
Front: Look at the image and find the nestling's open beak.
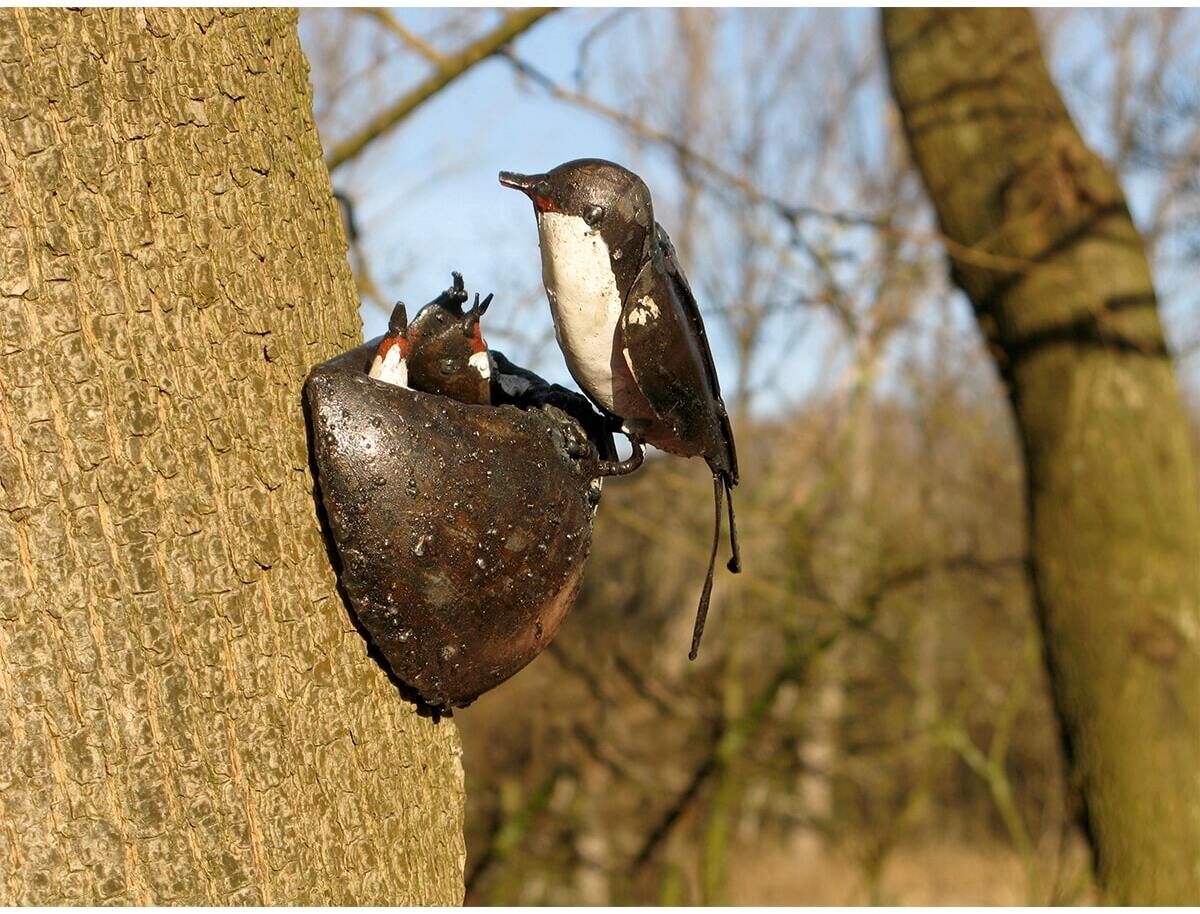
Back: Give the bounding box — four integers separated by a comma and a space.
499, 170, 557, 212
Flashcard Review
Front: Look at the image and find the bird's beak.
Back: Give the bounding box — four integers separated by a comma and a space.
499, 170, 557, 212
498, 170, 543, 193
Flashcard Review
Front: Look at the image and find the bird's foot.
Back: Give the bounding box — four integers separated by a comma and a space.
596, 435, 644, 477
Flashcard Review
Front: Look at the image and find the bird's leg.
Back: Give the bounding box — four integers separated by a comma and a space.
595, 432, 644, 477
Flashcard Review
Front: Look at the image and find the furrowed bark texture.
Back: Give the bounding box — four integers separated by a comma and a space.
0, 9, 464, 904
884, 9, 1200, 903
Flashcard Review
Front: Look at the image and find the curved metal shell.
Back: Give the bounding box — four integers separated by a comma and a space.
305, 347, 600, 708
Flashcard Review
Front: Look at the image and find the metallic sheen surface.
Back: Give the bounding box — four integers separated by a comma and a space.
306, 342, 605, 709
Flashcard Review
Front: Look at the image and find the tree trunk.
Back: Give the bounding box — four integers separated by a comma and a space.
0, 9, 463, 904
884, 9, 1200, 903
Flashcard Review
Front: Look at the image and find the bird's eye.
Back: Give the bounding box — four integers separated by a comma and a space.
583, 205, 604, 227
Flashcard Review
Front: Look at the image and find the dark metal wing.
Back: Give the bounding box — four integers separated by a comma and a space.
622, 224, 738, 483
619, 225, 743, 661
655, 226, 716, 392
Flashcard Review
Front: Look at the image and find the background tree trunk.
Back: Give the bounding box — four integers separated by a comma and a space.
884, 9, 1200, 903
0, 9, 463, 904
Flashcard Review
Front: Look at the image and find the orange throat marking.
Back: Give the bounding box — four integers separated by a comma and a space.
469, 321, 487, 354
378, 335, 409, 360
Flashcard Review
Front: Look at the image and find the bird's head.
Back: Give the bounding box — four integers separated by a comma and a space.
369, 301, 410, 388
406, 286, 494, 406
500, 159, 654, 278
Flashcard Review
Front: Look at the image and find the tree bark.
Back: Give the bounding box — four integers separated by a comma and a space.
0, 9, 463, 904
884, 9, 1200, 903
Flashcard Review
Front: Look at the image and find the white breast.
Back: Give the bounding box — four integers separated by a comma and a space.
535, 211, 632, 414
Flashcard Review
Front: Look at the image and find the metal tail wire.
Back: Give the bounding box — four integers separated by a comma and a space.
689, 475, 725, 660
724, 474, 741, 574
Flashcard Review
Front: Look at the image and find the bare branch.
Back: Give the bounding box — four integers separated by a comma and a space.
572, 8, 632, 88
630, 636, 831, 872
465, 767, 569, 896
326, 8, 557, 171
352, 7, 445, 64
501, 50, 1050, 276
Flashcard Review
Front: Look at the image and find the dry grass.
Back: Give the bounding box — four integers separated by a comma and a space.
729, 839, 1081, 906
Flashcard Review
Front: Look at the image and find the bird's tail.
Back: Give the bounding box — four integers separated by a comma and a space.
689, 471, 742, 661
724, 473, 741, 574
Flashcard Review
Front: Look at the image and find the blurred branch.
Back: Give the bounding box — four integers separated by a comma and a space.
353, 7, 445, 64
630, 634, 834, 872
612, 651, 679, 719
603, 502, 829, 619
334, 189, 390, 311
933, 629, 1041, 900
630, 719, 720, 873
501, 50, 1047, 276
326, 8, 557, 171
935, 720, 1038, 898
500, 51, 879, 227
572, 9, 632, 88
466, 767, 568, 896
858, 552, 1026, 619
607, 495, 1022, 644
351, 251, 389, 314
571, 721, 645, 787
546, 640, 609, 706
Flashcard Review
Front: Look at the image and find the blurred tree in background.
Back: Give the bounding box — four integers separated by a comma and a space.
304, 7, 1200, 904
885, 10, 1200, 903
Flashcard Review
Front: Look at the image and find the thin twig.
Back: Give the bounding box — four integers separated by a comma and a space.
630, 638, 829, 871
353, 7, 445, 64
612, 651, 680, 719
465, 767, 568, 896
501, 51, 1047, 276
545, 640, 609, 706
572, 8, 632, 88
326, 9, 557, 171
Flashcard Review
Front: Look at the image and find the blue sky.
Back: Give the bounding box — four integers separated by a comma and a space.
300, 9, 893, 415
299, 9, 1200, 413
303, 9, 634, 334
